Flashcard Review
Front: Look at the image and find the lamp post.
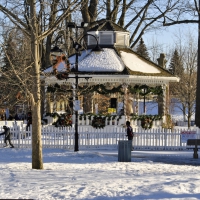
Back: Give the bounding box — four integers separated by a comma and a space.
143, 90, 146, 114
68, 23, 102, 152
51, 22, 102, 152
140, 87, 147, 115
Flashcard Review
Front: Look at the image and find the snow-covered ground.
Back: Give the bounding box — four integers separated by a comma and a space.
0, 101, 197, 199
0, 148, 200, 200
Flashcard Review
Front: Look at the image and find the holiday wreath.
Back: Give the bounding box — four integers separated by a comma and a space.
140, 115, 162, 130
92, 116, 106, 129
140, 116, 153, 130
130, 114, 162, 130
51, 113, 72, 127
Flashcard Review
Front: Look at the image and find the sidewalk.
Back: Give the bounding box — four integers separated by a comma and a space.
92, 149, 200, 166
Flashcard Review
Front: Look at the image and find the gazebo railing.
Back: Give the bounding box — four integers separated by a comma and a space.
44, 115, 163, 129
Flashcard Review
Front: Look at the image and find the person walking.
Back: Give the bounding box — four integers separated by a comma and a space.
0, 126, 14, 148
126, 121, 134, 150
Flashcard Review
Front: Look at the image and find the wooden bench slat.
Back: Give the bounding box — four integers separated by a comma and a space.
187, 139, 200, 145
186, 139, 200, 158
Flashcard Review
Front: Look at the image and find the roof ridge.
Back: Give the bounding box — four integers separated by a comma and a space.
88, 19, 128, 32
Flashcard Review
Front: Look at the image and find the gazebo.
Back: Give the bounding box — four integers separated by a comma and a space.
42, 19, 179, 129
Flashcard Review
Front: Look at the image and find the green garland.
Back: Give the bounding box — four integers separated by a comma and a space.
128, 85, 163, 96
46, 83, 163, 98
90, 114, 122, 129
140, 116, 153, 130
92, 115, 106, 129
79, 113, 122, 123
80, 84, 124, 95
79, 113, 94, 120
130, 114, 162, 130
47, 112, 72, 127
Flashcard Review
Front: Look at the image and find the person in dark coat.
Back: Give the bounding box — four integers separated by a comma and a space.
14, 113, 20, 121
126, 121, 134, 151
126, 121, 133, 141
26, 112, 32, 131
0, 126, 14, 148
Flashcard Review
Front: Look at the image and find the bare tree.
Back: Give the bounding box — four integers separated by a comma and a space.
80, 1, 183, 48
168, 32, 197, 127
162, 0, 200, 127
0, 0, 81, 169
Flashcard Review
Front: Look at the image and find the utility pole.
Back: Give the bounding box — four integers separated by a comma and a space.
195, 0, 200, 127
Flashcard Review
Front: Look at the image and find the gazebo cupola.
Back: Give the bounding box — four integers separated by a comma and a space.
86, 19, 130, 48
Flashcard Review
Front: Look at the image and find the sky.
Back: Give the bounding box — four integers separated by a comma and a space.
144, 23, 198, 47
143, 23, 198, 65
0, 148, 200, 200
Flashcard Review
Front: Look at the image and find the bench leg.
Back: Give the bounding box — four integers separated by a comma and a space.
193, 148, 198, 159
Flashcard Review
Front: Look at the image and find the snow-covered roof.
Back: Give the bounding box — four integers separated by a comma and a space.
44, 48, 124, 73
78, 48, 125, 72
44, 48, 164, 74
43, 47, 179, 85
120, 51, 160, 74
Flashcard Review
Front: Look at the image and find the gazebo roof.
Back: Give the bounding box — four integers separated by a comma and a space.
43, 20, 179, 85
43, 47, 179, 85
88, 19, 129, 32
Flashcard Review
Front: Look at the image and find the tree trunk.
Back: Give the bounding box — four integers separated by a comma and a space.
118, 0, 126, 27
188, 103, 191, 128
32, 100, 43, 169
183, 107, 186, 122
30, 0, 43, 169
111, 0, 118, 22
106, 0, 111, 19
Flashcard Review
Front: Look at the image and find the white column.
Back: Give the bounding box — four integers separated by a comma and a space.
137, 93, 139, 115
44, 85, 48, 116
50, 101, 53, 113
162, 84, 166, 123
53, 93, 57, 112
91, 92, 94, 113
122, 83, 128, 121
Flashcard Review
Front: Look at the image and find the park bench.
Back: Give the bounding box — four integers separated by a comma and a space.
186, 139, 200, 159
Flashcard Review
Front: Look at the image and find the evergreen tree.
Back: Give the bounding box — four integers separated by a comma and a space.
168, 49, 184, 75
135, 38, 150, 60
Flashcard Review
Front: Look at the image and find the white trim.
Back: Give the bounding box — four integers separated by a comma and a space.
44, 75, 179, 85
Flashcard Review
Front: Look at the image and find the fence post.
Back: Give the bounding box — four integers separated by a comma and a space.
18, 125, 22, 148
179, 129, 182, 148
63, 129, 65, 148
164, 128, 167, 150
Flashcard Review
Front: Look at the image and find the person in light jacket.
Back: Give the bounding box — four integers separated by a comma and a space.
0, 126, 14, 148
